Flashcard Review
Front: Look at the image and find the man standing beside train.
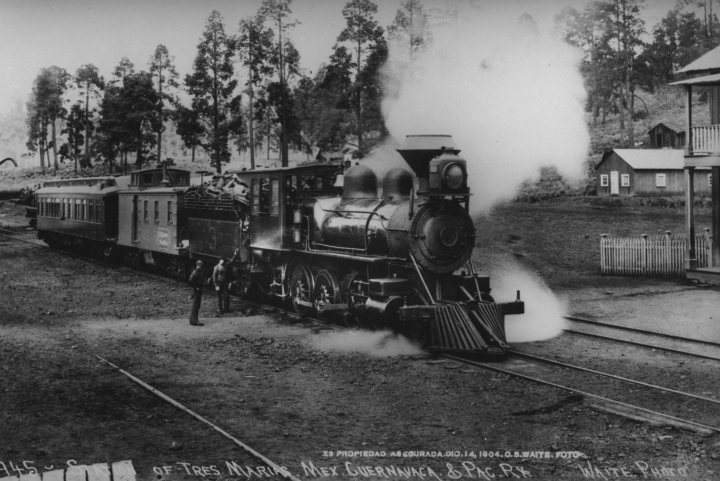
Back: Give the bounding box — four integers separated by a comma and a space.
188, 260, 206, 326
213, 248, 239, 315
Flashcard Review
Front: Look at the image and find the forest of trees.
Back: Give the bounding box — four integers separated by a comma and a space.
3, 0, 720, 177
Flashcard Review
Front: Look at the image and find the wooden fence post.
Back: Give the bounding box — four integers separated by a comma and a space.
665, 231, 672, 277
705, 228, 713, 268
641, 234, 648, 276
600, 234, 607, 274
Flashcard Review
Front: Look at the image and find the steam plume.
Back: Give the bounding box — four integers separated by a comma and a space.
310, 330, 424, 358
382, 3, 589, 213
491, 264, 567, 343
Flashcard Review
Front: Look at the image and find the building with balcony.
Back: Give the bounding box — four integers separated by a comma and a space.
671, 45, 720, 282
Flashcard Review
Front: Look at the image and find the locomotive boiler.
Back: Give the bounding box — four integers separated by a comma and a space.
243, 135, 524, 353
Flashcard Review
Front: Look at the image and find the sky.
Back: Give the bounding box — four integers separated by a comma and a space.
0, 0, 681, 117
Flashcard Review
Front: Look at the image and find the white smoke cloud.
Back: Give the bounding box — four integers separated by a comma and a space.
310, 330, 424, 358
490, 263, 567, 343
382, 2, 589, 214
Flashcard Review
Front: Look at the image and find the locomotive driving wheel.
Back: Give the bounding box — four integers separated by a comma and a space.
313, 270, 340, 320
340, 272, 367, 329
290, 264, 314, 317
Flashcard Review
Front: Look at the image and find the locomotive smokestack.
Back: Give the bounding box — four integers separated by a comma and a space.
396, 135, 460, 179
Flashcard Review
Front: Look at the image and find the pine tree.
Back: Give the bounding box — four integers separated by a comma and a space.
337, 0, 384, 158
74, 64, 105, 163
238, 15, 275, 169
185, 10, 238, 173
258, 0, 299, 166
148, 45, 179, 167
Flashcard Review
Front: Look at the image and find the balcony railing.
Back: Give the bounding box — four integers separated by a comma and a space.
691, 125, 720, 153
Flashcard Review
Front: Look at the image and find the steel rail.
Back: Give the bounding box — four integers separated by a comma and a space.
442, 354, 720, 435
508, 349, 720, 407
565, 316, 720, 348
96, 355, 301, 481
564, 329, 720, 362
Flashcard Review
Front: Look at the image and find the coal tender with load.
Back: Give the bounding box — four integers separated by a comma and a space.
244, 135, 524, 354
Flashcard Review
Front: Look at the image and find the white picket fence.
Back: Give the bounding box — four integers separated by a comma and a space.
600, 230, 712, 277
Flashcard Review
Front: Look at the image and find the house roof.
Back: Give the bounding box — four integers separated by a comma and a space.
316, 151, 344, 160
677, 44, 720, 74
649, 122, 685, 133
670, 72, 720, 86
597, 149, 687, 171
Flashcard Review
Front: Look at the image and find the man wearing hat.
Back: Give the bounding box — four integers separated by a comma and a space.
213, 248, 240, 315
188, 260, 207, 326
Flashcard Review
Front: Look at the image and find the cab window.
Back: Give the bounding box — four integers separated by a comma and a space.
259, 178, 270, 213
270, 179, 280, 216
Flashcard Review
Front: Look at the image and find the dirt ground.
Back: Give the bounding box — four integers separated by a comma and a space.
1, 197, 720, 481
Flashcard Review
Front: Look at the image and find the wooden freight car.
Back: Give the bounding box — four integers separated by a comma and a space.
116, 168, 191, 277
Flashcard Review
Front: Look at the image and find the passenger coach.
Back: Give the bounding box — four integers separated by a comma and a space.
36, 177, 122, 254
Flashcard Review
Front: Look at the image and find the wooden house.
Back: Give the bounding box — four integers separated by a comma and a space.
595, 149, 711, 197
671, 43, 720, 282
315, 151, 344, 164
648, 122, 686, 149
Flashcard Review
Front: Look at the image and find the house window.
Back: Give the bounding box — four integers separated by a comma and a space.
656, 173, 666, 187
144, 200, 148, 221
154, 201, 159, 222
600, 175, 609, 187
167, 201, 173, 223
621, 174, 629, 187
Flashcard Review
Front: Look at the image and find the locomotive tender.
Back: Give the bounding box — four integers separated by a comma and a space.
34, 135, 523, 353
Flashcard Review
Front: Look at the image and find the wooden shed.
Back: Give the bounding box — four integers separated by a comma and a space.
648, 122, 686, 149
595, 149, 711, 197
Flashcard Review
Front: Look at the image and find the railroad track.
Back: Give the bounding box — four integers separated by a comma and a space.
440, 315, 720, 437
564, 315, 720, 362
5, 228, 720, 439
0, 227, 303, 480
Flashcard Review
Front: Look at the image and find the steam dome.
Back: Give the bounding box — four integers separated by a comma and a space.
342, 164, 378, 199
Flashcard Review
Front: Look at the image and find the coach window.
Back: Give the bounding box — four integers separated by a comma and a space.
61, 199, 66, 219
89, 200, 94, 223
144, 200, 149, 222
167, 200, 173, 223
154, 201, 160, 223
270, 178, 280, 216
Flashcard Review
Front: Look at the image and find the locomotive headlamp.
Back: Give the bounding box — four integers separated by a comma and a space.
428, 153, 469, 194
442, 163, 464, 190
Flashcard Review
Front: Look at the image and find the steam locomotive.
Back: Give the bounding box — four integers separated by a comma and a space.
34, 135, 523, 353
